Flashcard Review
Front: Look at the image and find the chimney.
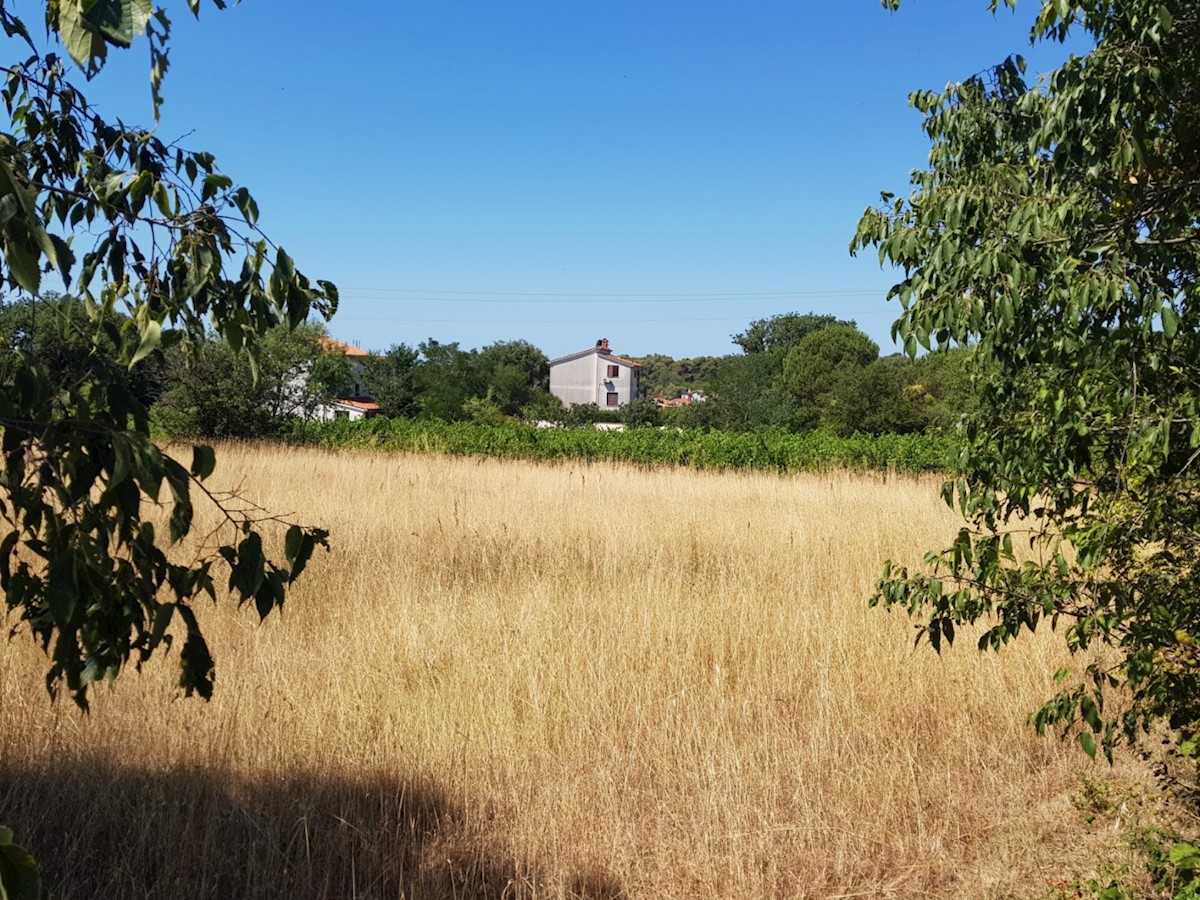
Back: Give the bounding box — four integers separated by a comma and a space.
598, 337, 610, 352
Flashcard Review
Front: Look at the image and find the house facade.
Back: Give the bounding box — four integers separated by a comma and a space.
313, 338, 381, 420
549, 338, 641, 408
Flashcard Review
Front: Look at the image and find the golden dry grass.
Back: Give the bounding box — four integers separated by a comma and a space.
0, 444, 1151, 898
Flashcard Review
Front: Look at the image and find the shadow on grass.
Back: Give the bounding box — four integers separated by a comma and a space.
0, 754, 625, 900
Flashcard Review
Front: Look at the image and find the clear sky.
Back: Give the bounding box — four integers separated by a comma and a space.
68, 1, 1084, 360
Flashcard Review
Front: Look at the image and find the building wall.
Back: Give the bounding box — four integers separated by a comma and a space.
550, 351, 640, 407
599, 360, 639, 407
550, 354, 603, 406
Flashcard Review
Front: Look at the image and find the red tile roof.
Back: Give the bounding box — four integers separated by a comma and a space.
320, 337, 370, 358
333, 398, 380, 411
604, 353, 642, 368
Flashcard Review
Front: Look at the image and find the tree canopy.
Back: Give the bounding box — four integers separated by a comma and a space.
0, 0, 333, 711
853, 0, 1200, 762
731, 312, 850, 355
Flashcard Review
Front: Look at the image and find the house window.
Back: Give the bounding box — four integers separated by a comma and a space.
606, 392, 619, 407
607, 365, 619, 378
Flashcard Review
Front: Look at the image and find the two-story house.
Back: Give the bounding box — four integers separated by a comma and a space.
548, 338, 641, 408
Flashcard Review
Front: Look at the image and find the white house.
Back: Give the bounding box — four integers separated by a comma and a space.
313, 338, 381, 421
548, 338, 641, 408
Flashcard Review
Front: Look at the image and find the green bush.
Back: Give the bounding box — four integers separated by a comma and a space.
281, 419, 952, 474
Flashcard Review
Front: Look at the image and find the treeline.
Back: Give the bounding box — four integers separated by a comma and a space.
286, 418, 951, 473
0, 296, 562, 437
2, 297, 977, 441
634, 313, 977, 436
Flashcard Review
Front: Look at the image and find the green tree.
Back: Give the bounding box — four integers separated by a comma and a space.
731, 312, 852, 355
826, 355, 927, 437
0, 0, 332, 711
0, 293, 166, 407
853, 0, 1200, 762
630, 353, 676, 399
698, 352, 807, 432
414, 339, 482, 421
911, 346, 980, 432
476, 339, 549, 415
521, 390, 566, 424
619, 396, 661, 428
155, 338, 272, 438
633, 353, 720, 400
777, 324, 879, 418
362, 343, 420, 419
155, 323, 344, 437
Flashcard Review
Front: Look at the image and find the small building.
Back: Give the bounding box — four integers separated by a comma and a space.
656, 390, 708, 408
549, 338, 641, 408
322, 397, 381, 421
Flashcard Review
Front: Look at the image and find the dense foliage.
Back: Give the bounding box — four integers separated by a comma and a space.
0, 0, 332, 714
854, 0, 1200, 764
653, 312, 977, 436
154, 321, 350, 438
284, 418, 951, 474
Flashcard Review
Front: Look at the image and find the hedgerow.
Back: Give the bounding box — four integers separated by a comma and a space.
281, 419, 951, 473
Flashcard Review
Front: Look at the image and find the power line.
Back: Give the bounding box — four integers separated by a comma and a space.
336, 311, 886, 325
336, 287, 886, 301
336, 300, 883, 309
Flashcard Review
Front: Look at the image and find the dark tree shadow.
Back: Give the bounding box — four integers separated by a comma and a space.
0, 753, 625, 899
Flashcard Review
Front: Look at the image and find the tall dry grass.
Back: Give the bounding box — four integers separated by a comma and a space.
0, 445, 1143, 898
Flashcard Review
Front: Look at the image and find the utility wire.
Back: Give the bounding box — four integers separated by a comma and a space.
337, 312, 885, 325
337, 287, 886, 301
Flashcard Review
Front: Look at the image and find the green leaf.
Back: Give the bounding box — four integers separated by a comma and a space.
1080, 695, 1101, 732
129, 319, 161, 367
3, 237, 40, 294
0, 831, 41, 900
231, 186, 258, 226
231, 532, 265, 600
1078, 731, 1097, 759
80, 0, 153, 48
152, 181, 172, 218
190, 444, 215, 480
1161, 305, 1178, 338
58, 0, 108, 71
284, 524, 302, 565
201, 172, 233, 202
1169, 842, 1200, 866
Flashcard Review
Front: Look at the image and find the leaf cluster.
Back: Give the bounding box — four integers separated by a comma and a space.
856, 0, 1200, 761
1, 0, 334, 706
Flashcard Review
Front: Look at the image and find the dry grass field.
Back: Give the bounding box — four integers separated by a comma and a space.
0, 444, 1157, 898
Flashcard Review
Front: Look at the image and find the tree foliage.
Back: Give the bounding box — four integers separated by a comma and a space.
633, 352, 720, 400
475, 339, 549, 415
155, 322, 348, 438
853, 0, 1200, 761
731, 312, 850, 355
778, 324, 879, 412
362, 343, 420, 419
0, 293, 166, 407
696, 351, 806, 432
0, 0, 333, 708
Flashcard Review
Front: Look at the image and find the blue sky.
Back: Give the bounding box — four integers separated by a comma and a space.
70, 1, 1083, 359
